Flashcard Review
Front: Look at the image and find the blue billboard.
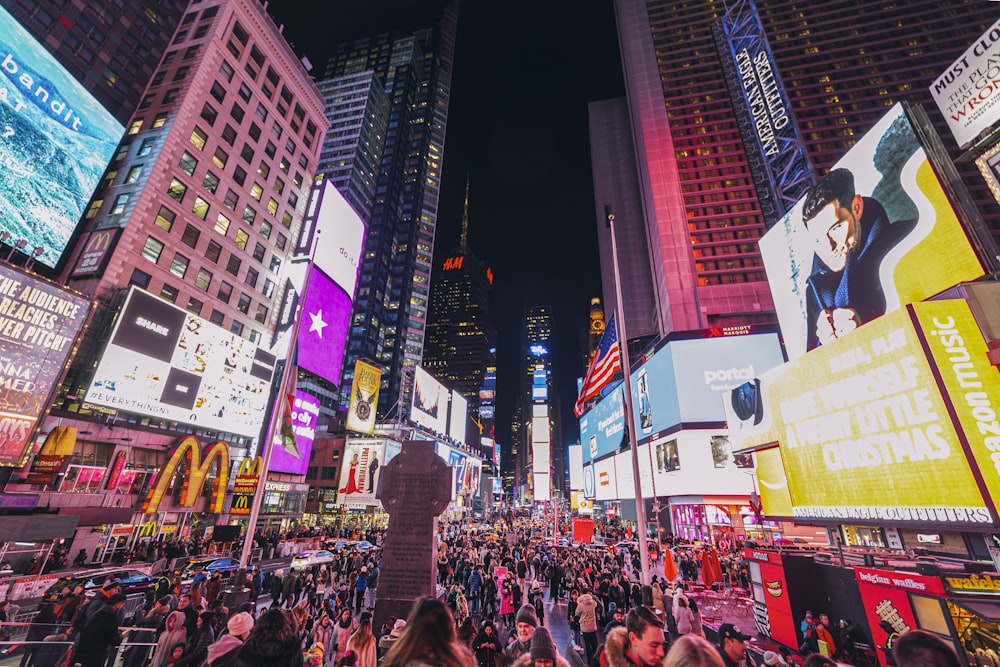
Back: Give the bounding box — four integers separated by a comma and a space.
580, 331, 786, 462
0, 6, 124, 269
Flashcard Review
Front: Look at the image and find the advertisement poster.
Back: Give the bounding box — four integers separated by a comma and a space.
0, 267, 90, 466
269, 390, 320, 475
728, 302, 1000, 526
760, 103, 985, 360
0, 7, 124, 270
297, 267, 351, 386
85, 288, 275, 438
337, 439, 401, 506
297, 181, 365, 297
345, 359, 381, 435
854, 567, 945, 667
411, 366, 448, 434
230, 457, 262, 516
745, 550, 796, 649
25, 426, 77, 484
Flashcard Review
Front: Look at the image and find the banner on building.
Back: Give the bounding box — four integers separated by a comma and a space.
346, 360, 381, 434
230, 456, 262, 516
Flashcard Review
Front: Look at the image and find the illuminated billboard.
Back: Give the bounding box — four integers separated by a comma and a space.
760, 103, 985, 360
580, 385, 624, 464
0, 7, 124, 270
448, 390, 468, 444
345, 359, 381, 435
930, 17, 1000, 149
337, 438, 401, 506
85, 288, 275, 437
269, 390, 320, 475
411, 366, 448, 434
594, 456, 618, 501
297, 180, 365, 296
0, 267, 90, 467
297, 267, 351, 386
531, 404, 550, 476
728, 300, 1000, 526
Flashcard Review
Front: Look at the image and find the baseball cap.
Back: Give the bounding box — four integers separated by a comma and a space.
719, 623, 750, 642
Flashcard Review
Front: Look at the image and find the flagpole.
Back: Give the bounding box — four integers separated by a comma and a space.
236, 231, 320, 575
606, 210, 650, 586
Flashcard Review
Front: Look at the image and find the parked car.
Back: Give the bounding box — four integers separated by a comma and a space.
178, 557, 241, 581
352, 541, 378, 551
291, 550, 335, 571
43, 568, 155, 602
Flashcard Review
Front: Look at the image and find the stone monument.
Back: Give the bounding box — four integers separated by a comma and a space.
373, 440, 452, 630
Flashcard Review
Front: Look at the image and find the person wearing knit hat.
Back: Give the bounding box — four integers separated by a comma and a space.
508, 626, 572, 667
504, 605, 538, 664
206, 611, 253, 667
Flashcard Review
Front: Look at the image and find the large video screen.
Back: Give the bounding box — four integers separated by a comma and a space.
580, 384, 625, 464
297, 266, 351, 386
448, 390, 467, 444
0, 266, 90, 466
269, 390, 320, 475
85, 288, 275, 437
726, 300, 1000, 527
0, 7, 124, 270
299, 181, 365, 297
337, 438, 400, 506
760, 103, 985, 360
411, 366, 448, 434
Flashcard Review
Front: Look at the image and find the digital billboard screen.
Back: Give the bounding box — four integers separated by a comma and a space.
0, 266, 90, 466
411, 366, 448, 434
269, 390, 320, 475
0, 7, 124, 270
297, 266, 351, 386
85, 288, 275, 437
580, 384, 625, 464
448, 390, 467, 444
760, 103, 985, 360
298, 180, 365, 297
337, 438, 398, 506
727, 300, 1000, 526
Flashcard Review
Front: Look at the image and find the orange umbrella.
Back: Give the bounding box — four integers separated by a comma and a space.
662, 548, 677, 581
701, 548, 723, 588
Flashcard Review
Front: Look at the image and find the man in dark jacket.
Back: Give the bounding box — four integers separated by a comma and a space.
75, 593, 125, 667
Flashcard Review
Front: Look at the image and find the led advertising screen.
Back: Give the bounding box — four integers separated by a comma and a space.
337, 439, 392, 506
411, 366, 448, 434
0, 7, 124, 270
568, 444, 584, 490
930, 17, 1000, 149
297, 266, 351, 386
269, 390, 320, 475
593, 456, 618, 501
727, 300, 1000, 526
760, 103, 985, 360
448, 390, 468, 445
297, 180, 365, 296
0, 267, 90, 466
346, 359, 381, 435
85, 288, 275, 438
580, 384, 625, 464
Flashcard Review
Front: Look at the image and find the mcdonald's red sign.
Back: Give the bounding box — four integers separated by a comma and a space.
70, 228, 119, 279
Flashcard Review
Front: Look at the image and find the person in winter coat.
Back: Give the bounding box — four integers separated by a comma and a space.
467, 566, 484, 616
354, 568, 369, 615
124, 598, 171, 667
482, 574, 499, 621
345, 612, 376, 667
598, 606, 667, 667
364, 567, 379, 611
500, 576, 516, 628
234, 608, 302, 667
74, 593, 125, 667
505, 605, 538, 665
282, 571, 298, 607
270, 571, 284, 605
206, 573, 224, 604
333, 607, 358, 661
311, 613, 335, 665
381, 598, 474, 667
207, 611, 254, 667
510, 627, 571, 667
377, 619, 405, 661
174, 611, 216, 667
575, 591, 600, 665
675, 596, 695, 636
151, 611, 189, 667
473, 619, 502, 667
19, 604, 57, 667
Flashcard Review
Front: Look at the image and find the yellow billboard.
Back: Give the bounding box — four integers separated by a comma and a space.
729, 300, 998, 526
346, 360, 381, 435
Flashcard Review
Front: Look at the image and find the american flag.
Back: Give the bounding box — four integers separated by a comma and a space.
574, 314, 622, 417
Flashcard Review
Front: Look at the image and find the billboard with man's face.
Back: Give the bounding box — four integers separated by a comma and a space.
760, 103, 985, 360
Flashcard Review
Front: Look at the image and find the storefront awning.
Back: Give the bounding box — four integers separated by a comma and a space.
0, 514, 79, 541
59, 507, 135, 526
953, 599, 1000, 623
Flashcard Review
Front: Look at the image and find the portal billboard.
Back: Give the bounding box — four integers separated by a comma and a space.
728, 300, 1000, 527
85, 288, 275, 437
0, 266, 90, 467
760, 103, 985, 360
0, 7, 124, 269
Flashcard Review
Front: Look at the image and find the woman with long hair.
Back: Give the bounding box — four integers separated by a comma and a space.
346, 612, 376, 667
663, 635, 724, 667
234, 608, 302, 667
333, 607, 358, 662
381, 598, 475, 667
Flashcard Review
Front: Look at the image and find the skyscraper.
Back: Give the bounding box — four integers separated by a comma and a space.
322, 3, 458, 419
422, 180, 497, 435
0, 0, 188, 125
599, 0, 1000, 342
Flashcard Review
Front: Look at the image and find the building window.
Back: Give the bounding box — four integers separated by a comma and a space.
130, 268, 151, 288
84, 199, 103, 219
138, 138, 155, 156
281, 211, 292, 228
192, 197, 209, 220
202, 172, 220, 194
248, 123, 261, 141
250, 183, 263, 202
217, 281, 233, 303
268, 255, 281, 273
245, 267, 259, 289
124, 165, 143, 184
187, 296, 203, 315
264, 141, 276, 158
205, 240, 222, 263
221, 124, 237, 146
223, 189, 239, 211
167, 179, 187, 202
212, 147, 228, 169
189, 126, 207, 150
238, 83, 251, 103
235, 229, 249, 251
170, 253, 189, 278
240, 144, 254, 163
151, 112, 168, 129
214, 213, 231, 236
248, 330, 261, 344
178, 152, 198, 175
260, 221, 272, 240
256, 103, 268, 123
160, 284, 179, 303
257, 162, 270, 179
233, 166, 247, 186
218, 60, 234, 83
243, 206, 257, 226
230, 320, 244, 336
266, 198, 278, 216
254, 303, 268, 324
231, 103, 245, 123
275, 234, 287, 251
162, 88, 179, 104
262, 278, 275, 298
253, 243, 266, 262
226, 254, 241, 276
209, 310, 225, 326
127, 119, 142, 135
195, 269, 213, 292
237, 293, 251, 313
181, 224, 200, 248
141, 236, 164, 263
110, 193, 129, 215
200, 102, 218, 126
154, 206, 175, 232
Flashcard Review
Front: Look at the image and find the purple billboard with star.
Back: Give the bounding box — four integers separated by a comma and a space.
297, 266, 351, 386
269, 390, 321, 475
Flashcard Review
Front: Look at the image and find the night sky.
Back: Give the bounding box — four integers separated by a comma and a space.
267, 1, 626, 447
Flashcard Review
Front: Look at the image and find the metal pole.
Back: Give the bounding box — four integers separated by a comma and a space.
238, 235, 319, 571
607, 212, 650, 586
